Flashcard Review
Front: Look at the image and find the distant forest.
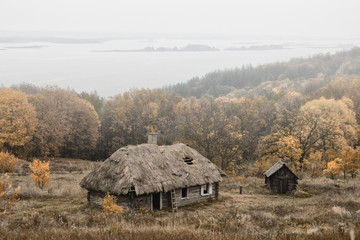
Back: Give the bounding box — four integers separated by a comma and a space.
163, 47, 360, 98
1, 48, 360, 178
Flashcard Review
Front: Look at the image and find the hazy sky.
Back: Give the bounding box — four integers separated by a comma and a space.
1, 0, 359, 38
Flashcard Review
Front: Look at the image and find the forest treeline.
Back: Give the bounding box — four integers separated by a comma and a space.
163, 47, 360, 98
1, 48, 360, 178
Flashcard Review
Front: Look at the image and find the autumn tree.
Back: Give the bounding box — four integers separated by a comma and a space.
100, 89, 181, 157
256, 134, 302, 173
257, 97, 358, 174
323, 159, 342, 179
11, 83, 42, 95
256, 91, 303, 172
295, 97, 358, 165
303, 151, 327, 177
25, 90, 71, 157
234, 96, 276, 164
0, 173, 20, 214
78, 91, 104, 115
176, 97, 242, 170
311, 76, 360, 125
345, 77, 360, 125
25, 88, 100, 159
0, 88, 37, 152
29, 159, 50, 189
62, 97, 100, 159
324, 146, 360, 179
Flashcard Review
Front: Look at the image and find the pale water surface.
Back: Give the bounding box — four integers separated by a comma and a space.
0, 39, 358, 97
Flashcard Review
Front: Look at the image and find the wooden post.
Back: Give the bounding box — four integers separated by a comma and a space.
239, 186, 242, 194
215, 182, 219, 199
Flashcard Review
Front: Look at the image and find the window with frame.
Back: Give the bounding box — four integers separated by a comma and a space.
181, 188, 188, 198
201, 183, 212, 196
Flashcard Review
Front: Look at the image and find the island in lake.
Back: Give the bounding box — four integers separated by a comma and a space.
225, 45, 285, 51
93, 44, 219, 52
5, 45, 47, 49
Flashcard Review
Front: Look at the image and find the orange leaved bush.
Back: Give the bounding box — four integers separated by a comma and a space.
0, 173, 20, 214
0, 152, 18, 173
102, 192, 124, 214
29, 159, 50, 189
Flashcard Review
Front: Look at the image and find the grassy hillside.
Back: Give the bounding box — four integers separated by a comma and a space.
163, 48, 360, 98
1, 159, 359, 240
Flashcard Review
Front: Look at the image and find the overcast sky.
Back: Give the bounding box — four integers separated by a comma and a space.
1, 0, 359, 39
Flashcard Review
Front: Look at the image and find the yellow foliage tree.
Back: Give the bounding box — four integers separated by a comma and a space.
343, 147, 359, 178
296, 97, 358, 164
256, 134, 302, 173
324, 158, 342, 179
0, 173, 20, 214
277, 136, 303, 170
0, 152, 18, 173
29, 159, 50, 189
0, 88, 37, 149
260, 97, 358, 176
323, 146, 360, 179
101, 192, 124, 214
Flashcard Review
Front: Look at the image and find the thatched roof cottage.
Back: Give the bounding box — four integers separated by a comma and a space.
264, 160, 298, 194
80, 141, 224, 211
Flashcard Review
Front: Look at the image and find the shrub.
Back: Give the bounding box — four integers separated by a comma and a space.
0, 152, 18, 173
0, 173, 20, 214
101, 192, 124, 214
29, 159, 50, 190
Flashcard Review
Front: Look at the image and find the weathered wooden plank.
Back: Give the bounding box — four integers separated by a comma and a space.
88, 182, 220, 211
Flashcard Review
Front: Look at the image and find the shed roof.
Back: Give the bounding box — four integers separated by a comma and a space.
264, 160, 298, 179
80, 143, 223, 196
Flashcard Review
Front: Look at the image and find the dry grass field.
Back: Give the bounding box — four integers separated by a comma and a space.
1, 159, 360, 240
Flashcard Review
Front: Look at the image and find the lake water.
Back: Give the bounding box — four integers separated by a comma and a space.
0, 39, 358, 97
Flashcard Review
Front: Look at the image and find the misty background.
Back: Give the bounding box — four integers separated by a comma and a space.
1, 0, 360, 96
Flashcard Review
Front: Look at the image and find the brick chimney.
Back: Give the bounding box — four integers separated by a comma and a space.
148, 133, 158, 145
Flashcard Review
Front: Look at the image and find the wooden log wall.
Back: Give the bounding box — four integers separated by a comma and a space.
88, 182, 221, 211
174, 184, 215, 207
88, 191, 151, 210
132, 194, 151, 210
88, 191, 105, 205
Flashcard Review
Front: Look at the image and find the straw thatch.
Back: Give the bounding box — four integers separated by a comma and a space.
80, 143, 223, 196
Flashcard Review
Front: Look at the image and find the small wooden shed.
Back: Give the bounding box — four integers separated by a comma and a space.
264, 160, 298, 194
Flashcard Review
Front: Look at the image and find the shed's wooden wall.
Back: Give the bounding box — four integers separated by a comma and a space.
266, 166, 298, 194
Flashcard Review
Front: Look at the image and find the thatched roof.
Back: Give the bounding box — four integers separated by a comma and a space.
264, 160, 298, 179
80, 143, 223, 196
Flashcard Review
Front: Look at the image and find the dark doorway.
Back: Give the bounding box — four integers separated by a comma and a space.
279, 179, 288, 194
152, 193, 161, 210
